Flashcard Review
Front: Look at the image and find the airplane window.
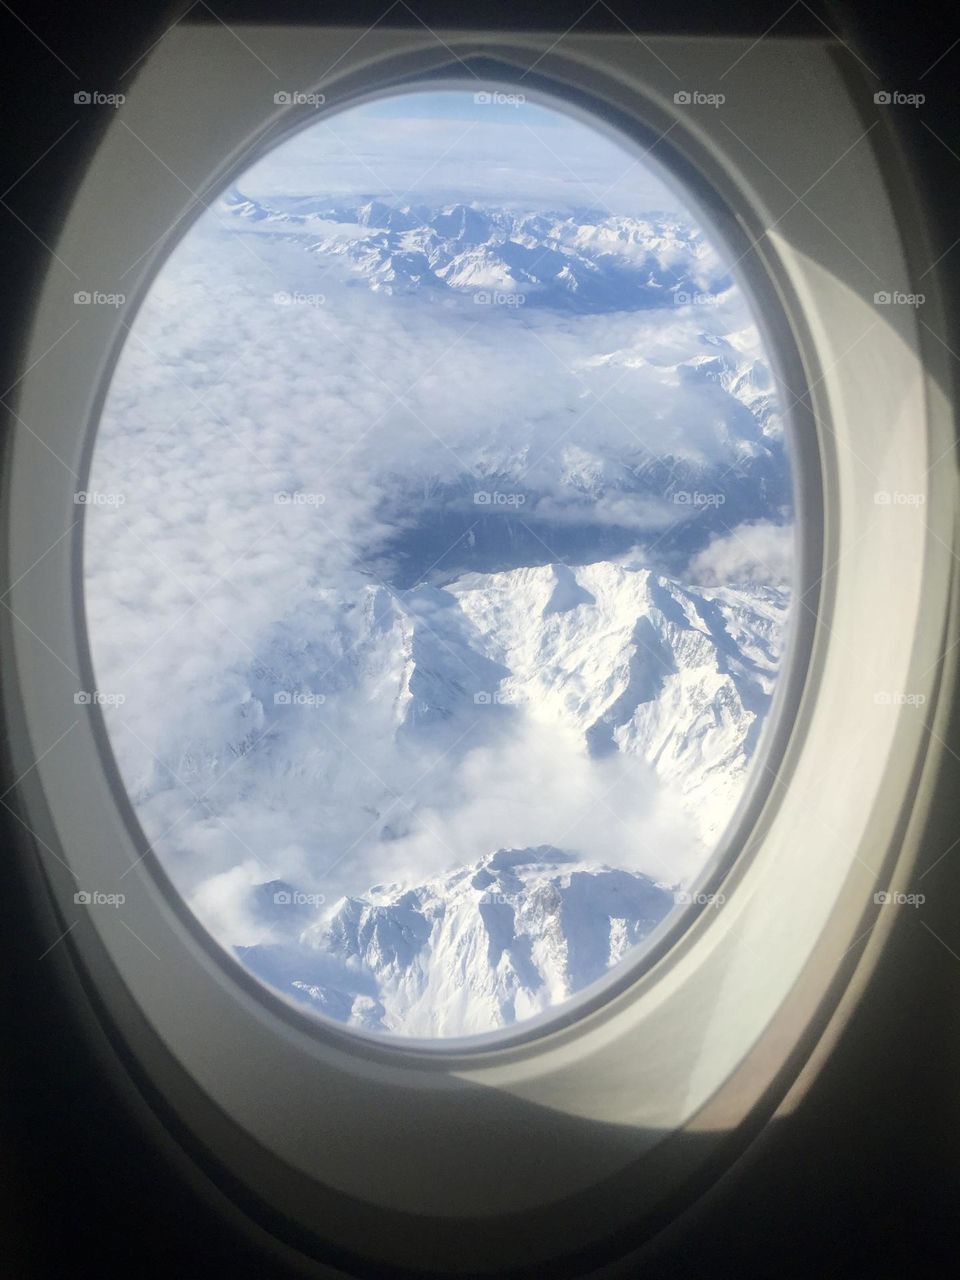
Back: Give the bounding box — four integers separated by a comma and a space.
82, 86, 795, 1040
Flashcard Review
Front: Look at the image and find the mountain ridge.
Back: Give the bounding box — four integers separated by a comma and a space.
218, 189, 732, 311
239, 844, 677, 1037
181, 559, 794, 1038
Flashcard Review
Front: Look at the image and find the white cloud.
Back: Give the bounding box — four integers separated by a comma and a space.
241, 90, 683, 213
687, 520, 794, 587
361, 719, 704, 892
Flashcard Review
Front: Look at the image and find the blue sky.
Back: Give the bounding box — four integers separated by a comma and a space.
241, 88, 683, 212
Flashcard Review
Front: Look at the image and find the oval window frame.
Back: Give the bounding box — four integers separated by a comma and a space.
77, 66, 819, 1056
1, 22, 949, 1277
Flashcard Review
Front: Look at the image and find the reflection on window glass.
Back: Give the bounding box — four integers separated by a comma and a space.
84, 89, 793, 1038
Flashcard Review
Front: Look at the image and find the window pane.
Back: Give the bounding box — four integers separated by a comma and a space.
84, 88, 794, 1038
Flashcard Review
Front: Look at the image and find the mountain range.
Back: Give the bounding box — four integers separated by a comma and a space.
205, 560, 789, 1038
91, 192, 792, 1037
216, 192, 788, 583
220, 189, 732, 312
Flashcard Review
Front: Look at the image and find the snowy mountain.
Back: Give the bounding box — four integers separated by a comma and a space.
218, 189, 731, 311
239, 847, 675, 1037
152, 560, 789, 1038
144, 561, 786, 847
591, 327, 785, 442
445, 562, 784, 822
369, 392, 789, 588
208, 191, 789, 582
87, 181, 793, 1038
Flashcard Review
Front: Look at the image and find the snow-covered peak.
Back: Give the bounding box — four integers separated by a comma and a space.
160, 557, 790, 1036
215, 191, 730, 311
240, 846, 675, 1037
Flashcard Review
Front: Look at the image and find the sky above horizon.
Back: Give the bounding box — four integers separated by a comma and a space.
239, 88, 684, 212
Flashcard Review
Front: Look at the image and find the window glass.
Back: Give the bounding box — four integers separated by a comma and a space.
84, 88, 793, 1038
